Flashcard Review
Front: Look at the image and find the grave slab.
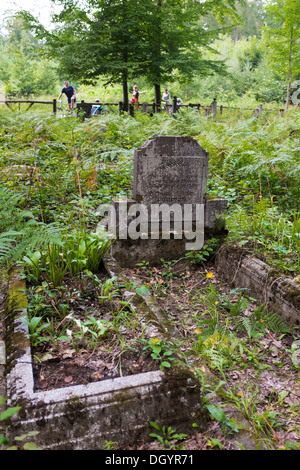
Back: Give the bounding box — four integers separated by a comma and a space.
4, 266, 208, 450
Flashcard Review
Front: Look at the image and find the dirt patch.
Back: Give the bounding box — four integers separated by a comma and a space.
26, 264, 162, 392
33, 347, 159, 391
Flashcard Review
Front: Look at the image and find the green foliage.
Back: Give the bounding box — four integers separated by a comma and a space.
19, 0, 241, 106
0, 17, 59, 97
226, 199, 300, 273
186, 238, 219, 264
233, 306, 290, 339
149, 421, 187, 450
21, 232, 113, 288
23, 316, 50, 347
142, 338, 176, 371
191, 283, 290, 374
0, 397, 41, 450
205, 404, 244, 435
263, 0, 300, 107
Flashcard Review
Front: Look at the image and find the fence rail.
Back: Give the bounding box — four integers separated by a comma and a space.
0, 97, 287, 118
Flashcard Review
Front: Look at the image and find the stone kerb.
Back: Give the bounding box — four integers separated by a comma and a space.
4, 265, 208, 450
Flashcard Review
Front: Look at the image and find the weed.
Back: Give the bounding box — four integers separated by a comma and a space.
142, 338, 176, 371
0, 397, 41, 450
186, 238, 219, 265
149, 421, 187, 450
204, 404, 245, 435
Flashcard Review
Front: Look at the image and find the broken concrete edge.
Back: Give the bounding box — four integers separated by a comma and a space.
103, 254, 183, 341
3, 264, 209, 449
215, 243, 300, 327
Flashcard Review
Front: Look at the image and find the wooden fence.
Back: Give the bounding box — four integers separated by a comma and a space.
0, 97, 286, 118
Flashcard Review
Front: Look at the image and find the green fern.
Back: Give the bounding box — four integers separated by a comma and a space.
234, 306, 289, 339
0, 221, 61, 265
251, 307, 290, 334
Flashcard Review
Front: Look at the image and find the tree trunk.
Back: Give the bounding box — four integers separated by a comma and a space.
154, 84, 161, 112
122, 71, 129, 112
234, 26, 239, 44
285, 27, 294, 112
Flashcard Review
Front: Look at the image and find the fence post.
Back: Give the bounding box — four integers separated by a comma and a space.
118, 101, 123, 115
129, 103, 134, 116
142, 102, 148, 114
220, 105, 223, 115
172, 96, 177, 114
53, 98, 57, 114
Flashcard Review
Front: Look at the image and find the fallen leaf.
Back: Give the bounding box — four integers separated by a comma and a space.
92, 372, 103, 380
64, 376, 73, 383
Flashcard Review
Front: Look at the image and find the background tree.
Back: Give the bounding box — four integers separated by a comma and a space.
21, 0, 242, 109
0, 16, 58, 97
262, 0, 300, 110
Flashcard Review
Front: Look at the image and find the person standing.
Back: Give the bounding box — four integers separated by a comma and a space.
162, 87, 171, 112
131, 84, 146, 106
57, 81, 76, 109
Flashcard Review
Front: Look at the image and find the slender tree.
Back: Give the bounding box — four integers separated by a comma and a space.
263, 0, 300, 110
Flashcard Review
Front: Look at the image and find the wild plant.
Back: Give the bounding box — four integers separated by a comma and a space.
72, 317, 112, 348
185, 238, 219, 265
225, 198, 300, 273
22, 232, 113, 287
97, 276, 120, 306
142, 338, 176, 371
0, 397, 41, 450
22, 316, 50, 347
204, 404, 244, 435
149, 421, 187, 450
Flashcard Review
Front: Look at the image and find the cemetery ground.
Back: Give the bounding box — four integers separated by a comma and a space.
0, 107, 299, 450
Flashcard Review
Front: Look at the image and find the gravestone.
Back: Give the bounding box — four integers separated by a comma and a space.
133, 135, 208, 206
105, 135, 227, 266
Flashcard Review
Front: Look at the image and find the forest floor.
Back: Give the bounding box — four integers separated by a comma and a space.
114, 259, 300, 450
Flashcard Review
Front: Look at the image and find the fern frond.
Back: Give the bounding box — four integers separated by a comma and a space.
0, 221, 62, 265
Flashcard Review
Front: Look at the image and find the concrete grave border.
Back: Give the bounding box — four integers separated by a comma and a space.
215, 244, 300, 326
3, 259, 208, 450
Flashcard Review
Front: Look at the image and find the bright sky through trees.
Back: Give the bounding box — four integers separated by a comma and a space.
0, 0, 57, 30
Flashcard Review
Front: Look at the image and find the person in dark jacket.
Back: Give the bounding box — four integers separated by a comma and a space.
57, 81, 76, 109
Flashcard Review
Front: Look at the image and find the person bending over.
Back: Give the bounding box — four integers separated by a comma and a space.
57, 81, 76, 109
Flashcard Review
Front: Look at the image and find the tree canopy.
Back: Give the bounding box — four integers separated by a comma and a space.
20, 0, 243, 108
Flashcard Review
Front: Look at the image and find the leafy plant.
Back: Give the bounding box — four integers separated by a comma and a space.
149, 421, 187, 450
205, 404, 245, 435
233, 306, 290, 339
186, 238, 219, 264
0, 397, 41, 450
142, 338, 175, 371
22, 316, 50, 347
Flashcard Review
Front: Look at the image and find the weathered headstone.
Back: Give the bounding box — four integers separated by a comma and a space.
133, 135, 208, 206
105, 135, 227, 266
